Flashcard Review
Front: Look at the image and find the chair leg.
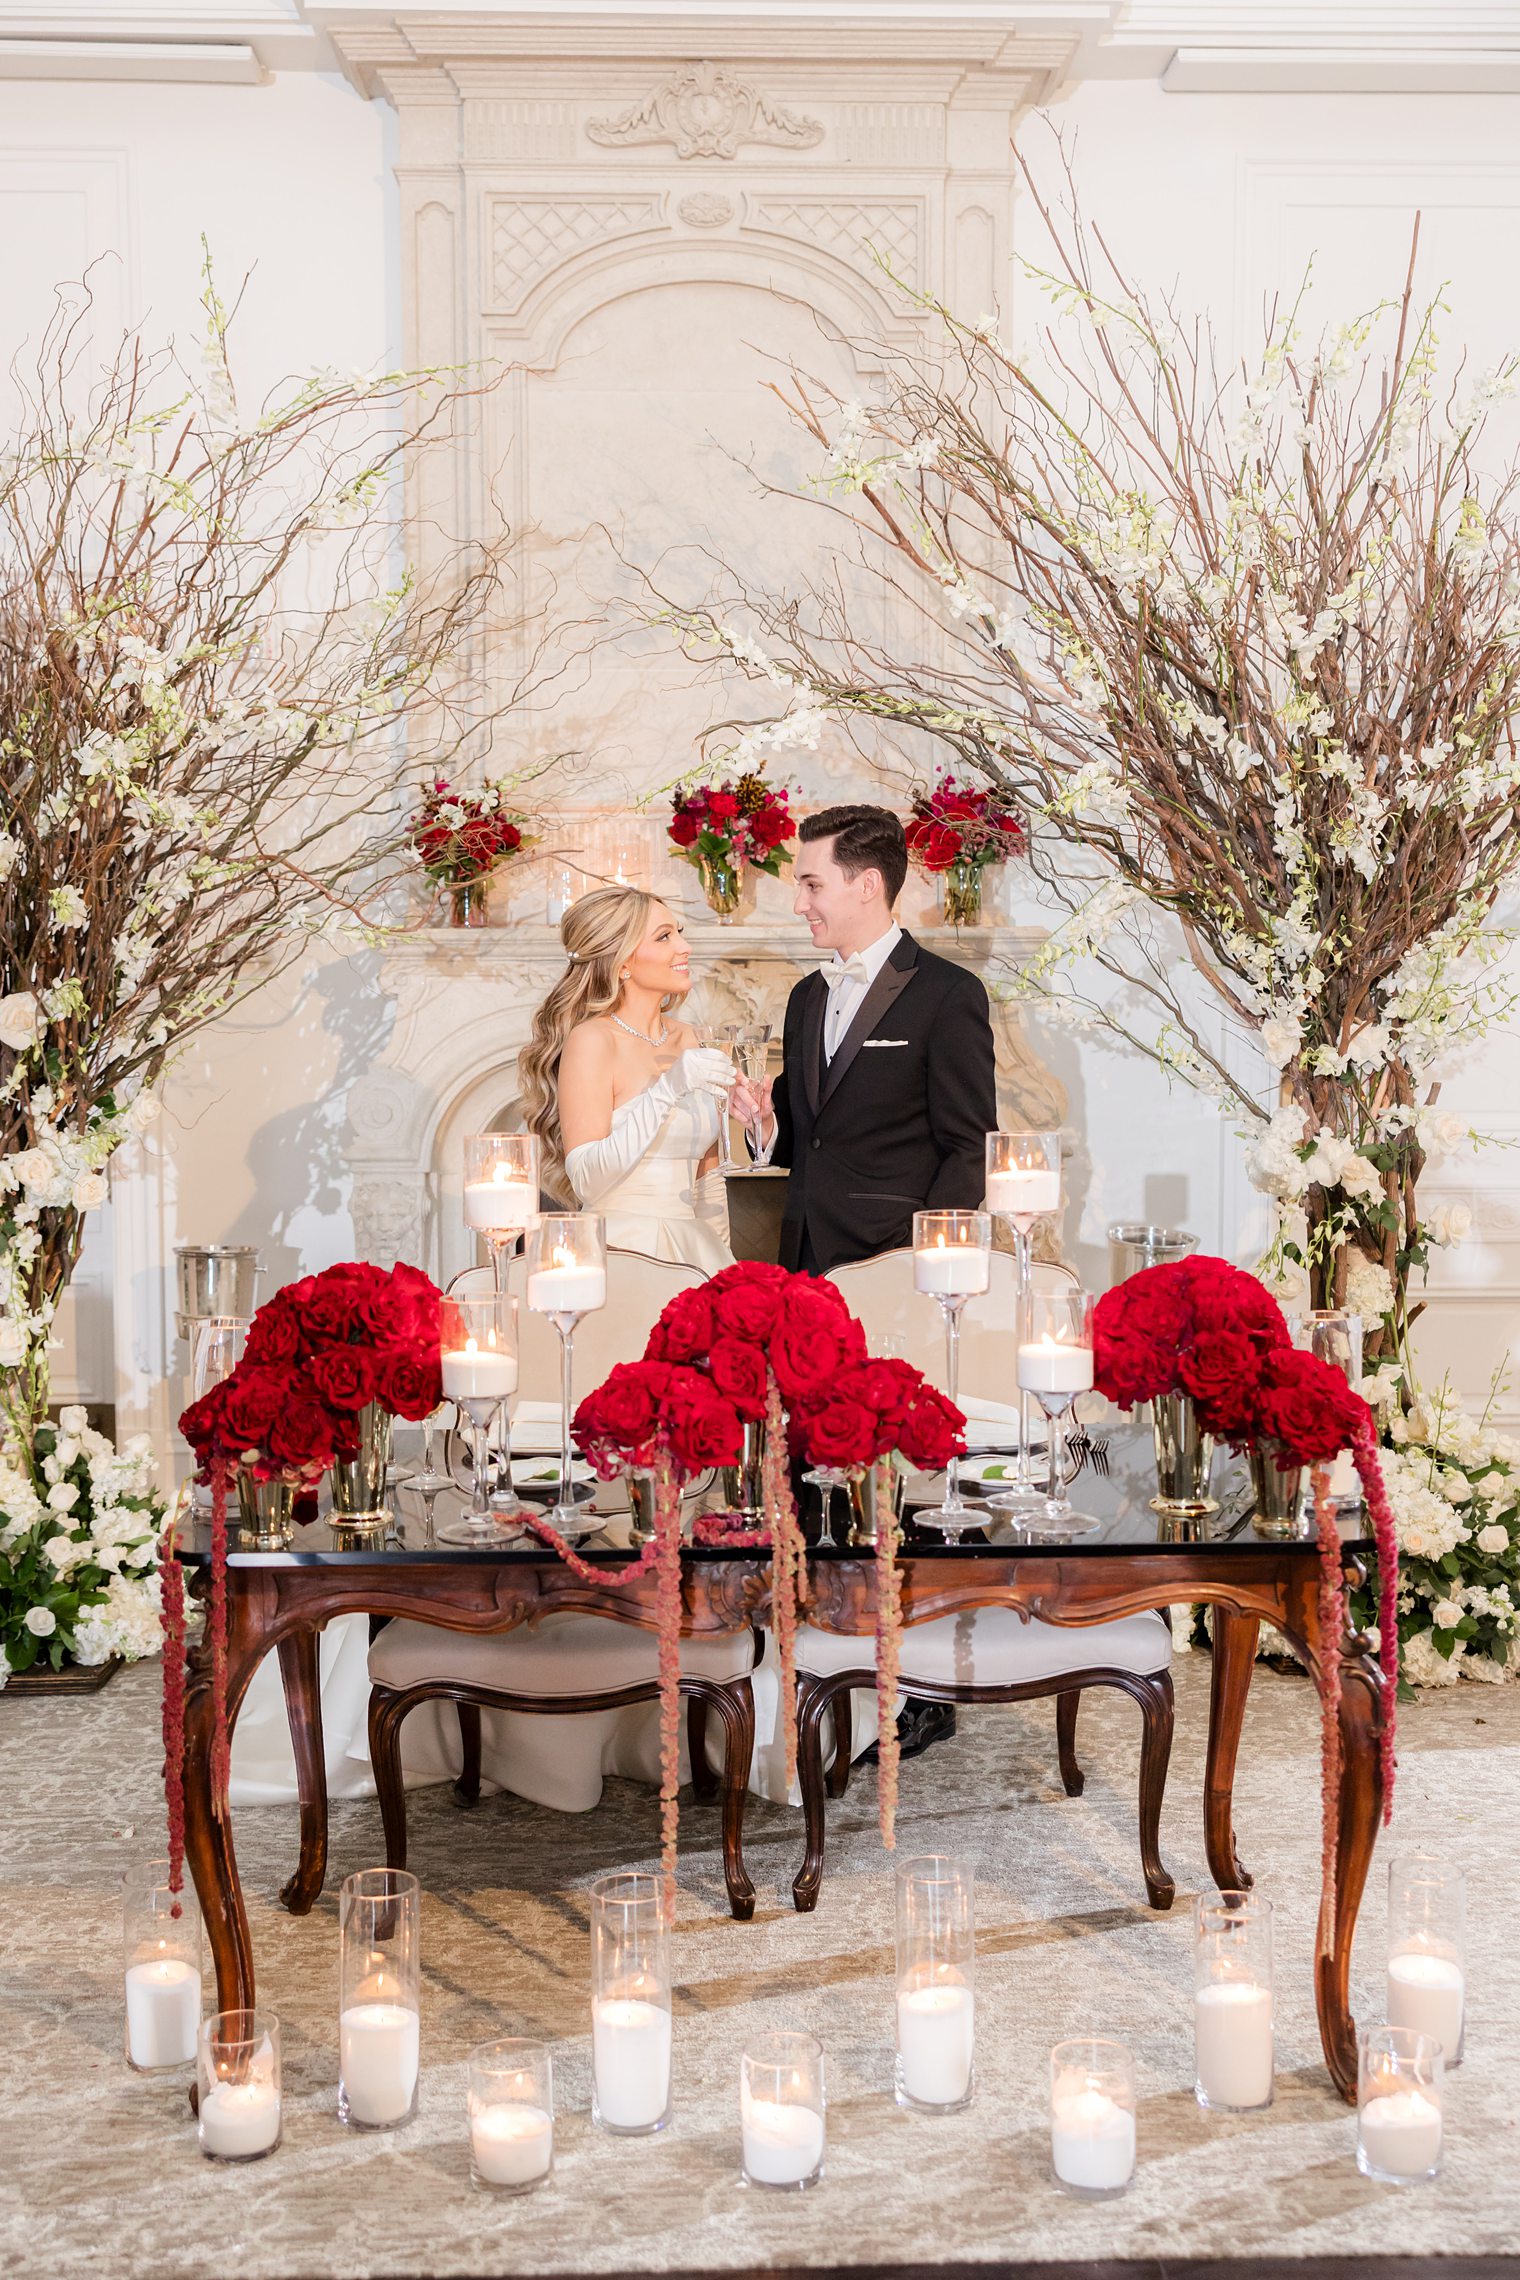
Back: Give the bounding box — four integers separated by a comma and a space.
1135, 1668, 1177, 1911
792, 1675, 839, 1914
368, 1685, 411, 1873
826, 1690, 853, 1799
687, 1695, 718, 1803
693, 1679, 756, 1921
1056, 1688, 1085, 1797
453, 1701, 483, 1807
277, 1625, 329, 1915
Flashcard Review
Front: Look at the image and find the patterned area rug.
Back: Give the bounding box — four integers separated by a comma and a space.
2, 1654, 1515, 2277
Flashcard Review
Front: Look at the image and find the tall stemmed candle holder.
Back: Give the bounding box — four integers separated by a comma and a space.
912, 1208, 991, 1538
895, 1854, 975, 2112
1387, 1855, 1465, 2067
435, 1292, 519, 1548
527, 1213, 607, 1534
983, 1131, 1061, 1511
123, 1860, 202, 2072
198, 2009, 282, 2162
463, 1132, 541, 1292
590, 1870, 672, 2136
1016, 1290, 1099, 1539
338, 1867, 420, 2132
741, 2031, 826, 2190
1194, 1890, 1274, 2112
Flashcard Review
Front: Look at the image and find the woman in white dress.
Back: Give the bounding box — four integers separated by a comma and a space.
519, 885, 736, 1270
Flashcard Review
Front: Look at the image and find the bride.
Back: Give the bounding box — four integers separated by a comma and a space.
519, 885, 736, 1271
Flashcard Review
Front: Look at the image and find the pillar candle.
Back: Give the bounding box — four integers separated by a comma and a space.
125, 1956, 200, 2070
1387, 1950, 1464, 2060
1050, 2085, 1136, 2192
470, 2102, 553, 2188
200, 2076, 281, 2159
1017, 1337, 1094, 1397
591, 1996, 671, 2130
913, 1242, 990, 1297
986, 1168, 1060, 1220
527, 1263, 608, 1315
896, 1978, 974, 2106
463, 1176, 537, 1232
1360, 2087, 1443, 2179
339, 2001, 420, 2127
741, 2095, 824, 2186
441, 1340, 517, 1401
1194, 1979, 1273, 2108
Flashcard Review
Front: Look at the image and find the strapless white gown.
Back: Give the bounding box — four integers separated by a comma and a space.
593, 1086, 734, 1271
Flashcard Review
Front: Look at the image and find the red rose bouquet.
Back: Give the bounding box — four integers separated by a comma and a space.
1094, 1256, 1291, 1431
905, 774, 1024, 925
668, 772, 796, 917
410, 776, 530, 901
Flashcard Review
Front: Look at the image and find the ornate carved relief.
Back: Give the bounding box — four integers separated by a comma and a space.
748, 197, 922, 289
677, 192, 735, 229
488, 196, 665, 310
587, 63, 824, 161
351, 1174, 426, 1274
464, 99, 577, 163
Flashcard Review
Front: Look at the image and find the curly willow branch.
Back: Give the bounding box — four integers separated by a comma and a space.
874, 1456, 904, 1850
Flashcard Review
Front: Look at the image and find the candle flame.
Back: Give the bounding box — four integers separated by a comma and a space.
465, 1335, 478, 1356
552, 1243, 574, 1270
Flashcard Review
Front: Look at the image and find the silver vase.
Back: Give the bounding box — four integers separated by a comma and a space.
1249, 1440, 1307, 1539
720, 1419, 766, 1526
330, 1400, 393, 1533
1150, 1393, 1219, 1517
235, 1474, 296, 1550
847, 1460, 907, 1549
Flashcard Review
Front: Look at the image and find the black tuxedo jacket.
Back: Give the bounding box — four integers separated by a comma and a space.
769, 931, 998, 1273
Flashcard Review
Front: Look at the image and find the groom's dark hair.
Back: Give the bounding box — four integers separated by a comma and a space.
800, 804, 908, 905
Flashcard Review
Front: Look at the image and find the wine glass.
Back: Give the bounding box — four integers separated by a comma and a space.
435, 1295, 521, 1548
1015, 1290, 1100, 1540
912, 1209, 992, 1541
983, 1131, 1061, 1513
803, 1462, 852, 1550
463, 1133, 541, 1293
400, 1402, 453, 1545
737, 1022, 772, 1160
690, 1023, 739, 1170
526, 1213, 607, 1534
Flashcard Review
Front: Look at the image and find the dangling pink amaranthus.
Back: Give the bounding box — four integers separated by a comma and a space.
208, 1462, 231, 1797
874, 1455, 903, 1850
1351, 1415, 1399, 1823
762, 1368, 805, 1792
158, 1502, 188, 1905
1312, 1463, 1347, 1940
652, 1454, 684, 1917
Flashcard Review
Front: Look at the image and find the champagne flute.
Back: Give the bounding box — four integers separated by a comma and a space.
737, 1022, 772, 1160
691, 1023, 739, 1171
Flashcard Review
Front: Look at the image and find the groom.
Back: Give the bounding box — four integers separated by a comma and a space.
734, 803, 998, 1274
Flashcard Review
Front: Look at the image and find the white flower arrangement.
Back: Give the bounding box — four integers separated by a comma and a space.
0, 1406, 167, 1683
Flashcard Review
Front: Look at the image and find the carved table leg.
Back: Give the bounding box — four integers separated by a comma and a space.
454, 1702, 483, 1807
792, 1673, 842, 1914
277, 1627, 328, 1915
1316, 1647, 1386, 2102
694, 1678, 755, 1921
687, 1696, 718, 1805
183, 1602, 266, 2015
1055, 1689, 1084, 1797
1133, 1669, 1176, 1912
1205, 1605, 1259, 1893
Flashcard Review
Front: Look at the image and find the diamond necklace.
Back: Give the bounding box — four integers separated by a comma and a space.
610, 1012, 667, 1046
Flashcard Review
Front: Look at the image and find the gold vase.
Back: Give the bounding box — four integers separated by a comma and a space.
330, 1400, 393, 1533
1150, 1393, 1219, 1517
719, 1419, 766, 1524
1249, 1440, 1307, 1539
235, 1474, 296, 1550
941, 858, 984, 927
696, 850, 745, 922
847, 1459, 907, 1548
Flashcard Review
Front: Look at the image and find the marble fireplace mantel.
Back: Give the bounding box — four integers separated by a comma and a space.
346, 917, 1068, 1284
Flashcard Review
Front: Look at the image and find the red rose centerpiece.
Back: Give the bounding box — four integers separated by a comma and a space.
905, 774, 1025, 926
667, 772, 796, 921
410, 775, 531, 927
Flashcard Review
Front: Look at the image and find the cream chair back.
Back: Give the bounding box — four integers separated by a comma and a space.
825, 1247, 1078, 1408
447, 1250, 708, 1404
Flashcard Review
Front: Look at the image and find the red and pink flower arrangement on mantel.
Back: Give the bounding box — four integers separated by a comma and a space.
1094, 1255, 1400, 1915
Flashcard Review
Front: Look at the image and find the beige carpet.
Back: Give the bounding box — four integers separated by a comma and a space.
2, 1652, 1516, 2278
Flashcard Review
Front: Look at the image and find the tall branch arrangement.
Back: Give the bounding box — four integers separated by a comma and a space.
666, 185, 1520, 1376
0, 276, 526, 1435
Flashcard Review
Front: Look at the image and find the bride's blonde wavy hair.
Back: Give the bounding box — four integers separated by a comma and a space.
519, 885, 676, 1200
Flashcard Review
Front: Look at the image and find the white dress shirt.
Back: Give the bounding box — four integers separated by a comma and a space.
823, 922, 902, 1061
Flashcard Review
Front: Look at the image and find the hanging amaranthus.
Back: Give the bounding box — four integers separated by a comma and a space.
873, 1456, 904, 1850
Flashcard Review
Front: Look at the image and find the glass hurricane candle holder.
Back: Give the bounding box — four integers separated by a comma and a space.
339, 1867, 421, 2132
1050, 2038, 1136, 2198
984, 1131, 1061, 1512
590, 1870, 672, 2136
468, 2037, 555, 2193
463, 1133, 541, 1291
435, 1292, 520, 1547
123, 1861, 202, 2072
895, 1854, 975, 2112
912, 1208, 991, 1538
1015, 1290, 1098, 1539
1358, 2025, 1444, 2184
1291, 1306, 1364, 1508
1387, 1855, 1465, 2067
1194, 1890, 1274, 2112
527, 1213, 608, 1533
741, 2032, 825, 2191
198, 2009, 281, 2162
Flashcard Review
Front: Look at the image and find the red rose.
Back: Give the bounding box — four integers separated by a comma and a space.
646, 1285, 717, 1363
706, 791, 739, 822
178, 1380, 228, 1460
749, 803, 793, 850
668, 810, 701, 848
574, 1361, 672, 1472
1250, 1348, 1368, 1464
243, 1297, 302, 1367
219, 1366, 289, 1449
708, 1336, 769, 1420
802, 1395, 881, 1468
310, 1346, 379, 1411
907, 819, 961, 872
895, 1382, 966, 1470
266, 1393, 339, 1472
1177, 1332, 1265, 1436
660, 1369, 744, 1473
711, 1279, 784, 1344
378, 1348, 442, 1421
769, 1301, 867, 1405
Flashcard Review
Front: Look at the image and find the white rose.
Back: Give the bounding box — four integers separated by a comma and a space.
1432, 1599, 1464, 1630
1337, 1152, 1383, 1200
0, 1321, 27, 1368
0, 992, 41, 1051
46, 1480, 79, 1511
71, 1170, 108, 1211
1477, 1523, 1510, 1554
1427, 1203, 1473, 1248
1440, 1469, 1473, 1505
23, 1606, 56, 1637
125, 1091, 160, 1133
1259, 1018, 1299, 1070
58, 1405, 88, 1435
10, 1148, 53, 1193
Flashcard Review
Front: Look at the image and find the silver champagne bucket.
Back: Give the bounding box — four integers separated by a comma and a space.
174, 1243, 261, 1339
1107, 1223, 1197, 1288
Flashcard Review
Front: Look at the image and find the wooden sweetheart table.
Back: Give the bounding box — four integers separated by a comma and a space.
175, 1429, 1385, 2101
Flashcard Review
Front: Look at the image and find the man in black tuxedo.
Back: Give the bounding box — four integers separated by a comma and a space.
733, 804, 998, 1274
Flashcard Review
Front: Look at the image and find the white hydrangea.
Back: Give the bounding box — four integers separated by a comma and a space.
70, 1571, 163, 1666
1401, 1629, 1463, 1688
1343, 1253, 1396, 1322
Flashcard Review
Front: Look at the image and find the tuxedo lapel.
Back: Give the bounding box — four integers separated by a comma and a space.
801, 970, 826, 1115
819, 933, 919, 1109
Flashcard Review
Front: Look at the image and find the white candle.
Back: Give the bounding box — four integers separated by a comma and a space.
470, 2102, 553, 2187
200, 2074, 281, 2159
463, 1174, 537, 1232
441, 1339, 518, 1401
1017, 1336, 1094, 1397
914, 1241, 990, 1297
125, 1955, 200, 2070
896, 1978, 974, 2106
340, 2001, 420, 2127
1387, 1950, 1465, 2060
1194, 1978, 1273, 2108
527, 1262, 608, 1316
1359, 2086, 1443, 2179
592, 1996, 671, 2130
1051, 2084, 1136, 2192
986, 1168, 1061, 1221
741, 2093, 825, 2186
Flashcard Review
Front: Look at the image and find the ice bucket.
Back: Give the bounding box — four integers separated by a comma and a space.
174, 1244, 261, 1338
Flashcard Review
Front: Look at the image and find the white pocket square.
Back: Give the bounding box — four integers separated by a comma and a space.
863, 1038, 910, 1048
